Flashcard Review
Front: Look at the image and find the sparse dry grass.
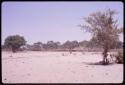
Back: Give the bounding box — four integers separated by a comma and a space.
2, 51, 123, 83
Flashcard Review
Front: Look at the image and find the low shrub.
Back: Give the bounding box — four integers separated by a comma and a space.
115, 51, 123, 64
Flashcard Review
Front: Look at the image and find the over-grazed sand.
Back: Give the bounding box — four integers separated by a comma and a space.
2, 51, 123, 83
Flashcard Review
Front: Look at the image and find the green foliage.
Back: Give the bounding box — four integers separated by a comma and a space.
42, 41, 60, 50
4, 35, 26, 52
31, 42, 42, 51
79, 40, 89, 47
115, 51, 123, 64
80, 9, 123, 64
46, 41, 57, 49
62, 40, 79, 53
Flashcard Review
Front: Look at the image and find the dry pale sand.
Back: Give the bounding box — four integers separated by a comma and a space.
2, 51, 123, 83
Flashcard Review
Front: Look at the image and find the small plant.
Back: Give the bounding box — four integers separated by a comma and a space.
115, 51, 123, 64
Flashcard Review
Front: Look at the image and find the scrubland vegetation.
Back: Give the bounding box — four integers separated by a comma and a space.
2, 7, 123, 83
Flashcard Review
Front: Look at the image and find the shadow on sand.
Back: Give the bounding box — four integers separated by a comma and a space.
82, 61, 115, 66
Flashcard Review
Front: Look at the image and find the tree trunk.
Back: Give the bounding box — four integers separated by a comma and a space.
12, 48, 16, 53
102, 47, 109, 65
69, 48, 72, 54
12, 46, 17, 53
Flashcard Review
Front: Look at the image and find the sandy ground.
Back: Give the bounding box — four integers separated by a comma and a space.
2, 51, 123, 83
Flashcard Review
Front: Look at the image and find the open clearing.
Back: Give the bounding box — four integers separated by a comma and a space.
2, 51, 123, 83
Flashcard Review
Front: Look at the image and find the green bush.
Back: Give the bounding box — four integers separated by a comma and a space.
115, 51, 123, 64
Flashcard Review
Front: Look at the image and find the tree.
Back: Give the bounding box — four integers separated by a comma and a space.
24, 44, 32, 51
71, 40, 79, 49
79, 40, 89, 47
31, 42, 43, 51
42, 44, 47, 50
43, 41, 59, 50
87, 37, 100, 48
80, 9, 123, 64
116, 41, 123, 49
62, 40, 79, 54
4, 35, 26, 53
62, 41, 72, 53
55, 41, 61, 48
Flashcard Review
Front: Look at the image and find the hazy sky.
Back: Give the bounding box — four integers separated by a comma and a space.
2, 1, 123, 44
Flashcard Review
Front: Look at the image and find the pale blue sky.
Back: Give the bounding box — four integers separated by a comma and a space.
2, 1, 123, 44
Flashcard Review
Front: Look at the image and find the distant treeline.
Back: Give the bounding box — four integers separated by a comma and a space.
2, 40, 123, 52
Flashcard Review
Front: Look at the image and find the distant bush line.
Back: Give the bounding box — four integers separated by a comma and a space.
2, 40, 123, 52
